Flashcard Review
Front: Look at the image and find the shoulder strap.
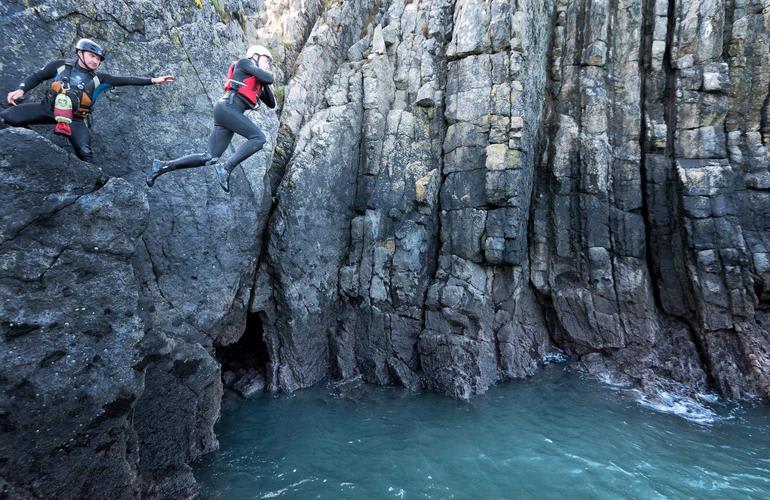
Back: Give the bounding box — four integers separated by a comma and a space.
56, 63, 71, 83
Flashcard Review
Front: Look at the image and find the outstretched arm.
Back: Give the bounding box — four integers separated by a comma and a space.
7, 59, 65, 105
97, 73, 175, 86
260, 85, 276, 109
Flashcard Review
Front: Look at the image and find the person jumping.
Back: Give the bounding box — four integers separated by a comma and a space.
146, 45, 276, 192
1, 38, 175, 162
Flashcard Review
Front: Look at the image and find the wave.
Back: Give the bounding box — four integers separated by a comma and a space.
630, 388, 722, 425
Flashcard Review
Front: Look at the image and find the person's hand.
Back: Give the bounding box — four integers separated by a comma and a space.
151, 75, 175, 84
7, 89, 24, 105
257, 57, 272, 72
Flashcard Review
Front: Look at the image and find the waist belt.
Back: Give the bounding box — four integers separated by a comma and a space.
222, 90, 253, 109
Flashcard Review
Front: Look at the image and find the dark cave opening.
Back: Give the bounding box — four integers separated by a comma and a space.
216, 311, 270, 398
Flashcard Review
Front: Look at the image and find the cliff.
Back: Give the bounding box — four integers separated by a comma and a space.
1, 0, 769, 497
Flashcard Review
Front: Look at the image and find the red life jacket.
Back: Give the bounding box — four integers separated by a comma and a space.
224, 62, 262, 106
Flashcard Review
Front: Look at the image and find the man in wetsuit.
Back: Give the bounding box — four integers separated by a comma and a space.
146, 45, 276, 192
1, 38, 174, 162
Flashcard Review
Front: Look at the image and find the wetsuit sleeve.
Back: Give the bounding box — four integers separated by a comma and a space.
237, 59, 274, 84
17, 59, 66, 92
260, 85, 276, 109
96, 73, 154, 86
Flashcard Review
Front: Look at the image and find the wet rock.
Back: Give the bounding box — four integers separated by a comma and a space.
232, 368, 267, 398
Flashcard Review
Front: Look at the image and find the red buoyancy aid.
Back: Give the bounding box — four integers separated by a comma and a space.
224, 62, 263, 106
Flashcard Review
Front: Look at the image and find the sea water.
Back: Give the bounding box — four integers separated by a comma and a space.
195, 366, 770, 499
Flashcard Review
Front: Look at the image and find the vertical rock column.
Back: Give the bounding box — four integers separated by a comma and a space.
536, 0, 658, 352
0, 130, 149, 498
270, 0, 379, 183
728, 1, 770, 300
259, 63, 365, 392
723, 1, 770, 398
667, 0, 757, 331
336, 0, 453, 389
419, 0, 555, 399
255, 0, 386, 394
642, 0, 694, 320
638, 0, 769, 398
665, 0, 770, 398
533, 0, 711, 395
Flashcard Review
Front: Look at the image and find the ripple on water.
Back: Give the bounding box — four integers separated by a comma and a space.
195, 366, 770, 499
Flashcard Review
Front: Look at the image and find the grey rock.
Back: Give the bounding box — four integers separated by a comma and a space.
2, 1, 275, 496
134, 340, 221, 499
3, 0, 770, 494
232, 368, 266, 398
0, 129, 148, 498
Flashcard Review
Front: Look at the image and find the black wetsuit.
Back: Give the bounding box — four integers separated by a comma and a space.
159, 58, 275, 171
0, 59, 153, 161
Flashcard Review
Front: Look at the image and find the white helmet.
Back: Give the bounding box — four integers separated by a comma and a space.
246, 45, 273, 60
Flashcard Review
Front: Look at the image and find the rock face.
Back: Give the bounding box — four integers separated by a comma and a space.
1, 0, 770, 496
2, 1, 275, 497
0, 129, 148, 498
260, 0, 770, 404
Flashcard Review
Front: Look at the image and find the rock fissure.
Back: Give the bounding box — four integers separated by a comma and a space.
141, 237, 176, 311
177, 30, 216, 108
0, 187, 100, 246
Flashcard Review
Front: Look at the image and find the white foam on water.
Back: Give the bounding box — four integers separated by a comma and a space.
697, 391, 720, 404
289, 479, 313, 488
585, 370, 727, 425
608, 461, 634, 477
261, 478, 313, 498
592, 371, 633, 389
631, 388, 721, 425
543, 349, 568, 365
261, 487, 288, 498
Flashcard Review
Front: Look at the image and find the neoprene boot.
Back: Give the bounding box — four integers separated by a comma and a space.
146, 159, 173, 187
146, 155, 219, 187
215, 162, 235, 192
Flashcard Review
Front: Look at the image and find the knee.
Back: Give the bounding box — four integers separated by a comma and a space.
1, 110, 20, 127
75, 145, 93, 162
248, 131, 267, 149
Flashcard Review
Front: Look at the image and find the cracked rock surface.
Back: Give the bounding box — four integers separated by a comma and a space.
0, 129, 148, 498
2, 0, 770, 496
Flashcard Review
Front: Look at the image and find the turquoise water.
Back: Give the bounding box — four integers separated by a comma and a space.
195, 366, 770, 499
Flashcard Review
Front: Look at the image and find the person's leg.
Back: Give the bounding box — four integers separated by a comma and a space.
68, 119, 92, 162
207, 122, 235, 160
147, 100, 240, 187
215, 105, 266, 169
146, 151, 211, 186
212, 102, 267, 191
2, 103, 90, 160
158, 119, 236, 169
0, 102, 55, 127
